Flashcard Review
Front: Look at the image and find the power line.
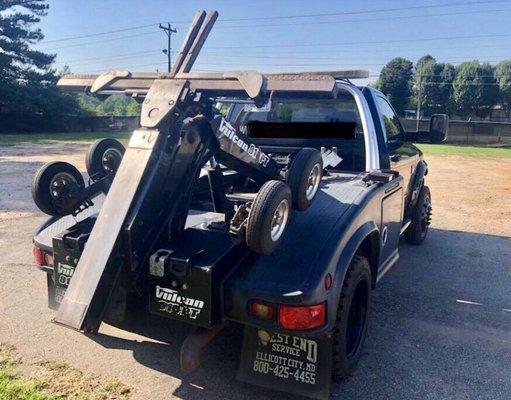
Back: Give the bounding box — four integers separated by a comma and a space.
42, 24, 157, 44
38, 0, 511, 47
201, 43, 511, 56
215, 7, 511, 29
206, 32, 511, 50
215, 0, 511, 22
56, 43, 511, 66
40, 31, 160, 51
55, 50, 166, 65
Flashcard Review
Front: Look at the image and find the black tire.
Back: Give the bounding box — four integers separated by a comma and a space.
405, 185, 431, 245
32, 161, 84, 216
246, 180, 292, 255
332, 255, 372, 380
85, 138, 125, 179
287, 148, 323, 211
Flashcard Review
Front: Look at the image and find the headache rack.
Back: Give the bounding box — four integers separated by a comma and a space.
58, 70, 369, 99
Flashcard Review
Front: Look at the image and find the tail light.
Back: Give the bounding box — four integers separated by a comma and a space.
33, 246, 45, 266
33, 246, 53, 267
279, 303, 326, 330
249, 300, 275, 320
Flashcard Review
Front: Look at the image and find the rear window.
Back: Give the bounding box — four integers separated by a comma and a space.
224, 90, 366, 172
231, 93, 363, 129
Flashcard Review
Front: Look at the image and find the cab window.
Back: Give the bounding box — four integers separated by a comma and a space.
375, 95, 402, 142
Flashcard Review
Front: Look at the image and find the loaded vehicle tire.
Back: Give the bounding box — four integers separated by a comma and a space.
32, 161, 85, 216
405, 185, 431, 245
85, 138, 125, 179
332, 255, 371, 380
246, 180, 292, 255
287, 148, 323, 211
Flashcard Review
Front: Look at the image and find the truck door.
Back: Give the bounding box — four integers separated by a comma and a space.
374, 95, 419, 197
380, 179, 404, 269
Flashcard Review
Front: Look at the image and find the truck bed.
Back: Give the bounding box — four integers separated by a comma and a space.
225, 172, 367, 300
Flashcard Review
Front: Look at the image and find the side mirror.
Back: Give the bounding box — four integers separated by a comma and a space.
404, 114, 448, 143
428, 114, 448, 143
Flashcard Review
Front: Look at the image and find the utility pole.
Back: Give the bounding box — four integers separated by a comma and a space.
159, 22, 177, 72
416, 67, 423, 131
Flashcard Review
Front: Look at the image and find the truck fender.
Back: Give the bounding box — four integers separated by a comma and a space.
327, 221, 380, 328
408, 160, 428, 210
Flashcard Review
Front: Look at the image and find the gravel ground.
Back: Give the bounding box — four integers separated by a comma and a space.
0, 144, 510, 400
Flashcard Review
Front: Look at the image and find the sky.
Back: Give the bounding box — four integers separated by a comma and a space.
33, 0, 511, 84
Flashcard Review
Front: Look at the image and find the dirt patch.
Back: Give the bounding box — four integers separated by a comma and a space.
425, 155, 511, 236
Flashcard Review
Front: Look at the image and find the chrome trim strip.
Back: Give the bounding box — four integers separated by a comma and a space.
400, 219, 412, 235
376, 249, 399, 282
337, 83, 380, 171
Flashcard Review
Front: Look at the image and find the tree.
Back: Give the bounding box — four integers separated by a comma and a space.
433, 62, 455, 114
413, 55, 437, 116
495, 60, 511, 118
78, 95, 141, 116
377, 57, 413, 115
413, 56, 455, 116
453, 61, 498, 118
0, 1, 81, 120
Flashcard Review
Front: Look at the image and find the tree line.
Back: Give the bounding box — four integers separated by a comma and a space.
376, 55, 511, 119
0, 0, 140, 131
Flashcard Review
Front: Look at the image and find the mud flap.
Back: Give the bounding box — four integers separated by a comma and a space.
237, 326, 332, 400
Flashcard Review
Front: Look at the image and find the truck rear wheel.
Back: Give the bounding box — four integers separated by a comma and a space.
287, 148, 323, 211
85, 138, 125, 180
405, 185, 431, 245
32, 161, 85, 216
332, 255, 371, 380
246, 180, 292, 255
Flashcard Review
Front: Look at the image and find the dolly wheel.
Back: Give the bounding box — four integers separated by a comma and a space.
85, 138, 125, 179
32, 161, 84, 216
287, 148, 323, 211
246, 180, 292, 255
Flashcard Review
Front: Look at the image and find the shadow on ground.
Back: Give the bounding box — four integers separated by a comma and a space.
82, 228, 511, 400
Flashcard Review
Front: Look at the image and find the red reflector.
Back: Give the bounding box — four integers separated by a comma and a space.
249, 300, 275, 320
279, 303, 326, 330
33, 246, 45, 266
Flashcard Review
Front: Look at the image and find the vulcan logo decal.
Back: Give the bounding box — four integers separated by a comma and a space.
218, 119, 271, 167
57, 262, 74, 286
155, 286, 204, 320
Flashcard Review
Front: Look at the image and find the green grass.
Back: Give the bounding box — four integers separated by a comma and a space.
0, 132, 130, 146
0, 343, 130, 400
415, 143, 511, 158
1, 132, 510, 159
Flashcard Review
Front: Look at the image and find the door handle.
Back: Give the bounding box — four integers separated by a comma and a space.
390, 154, 401, 162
